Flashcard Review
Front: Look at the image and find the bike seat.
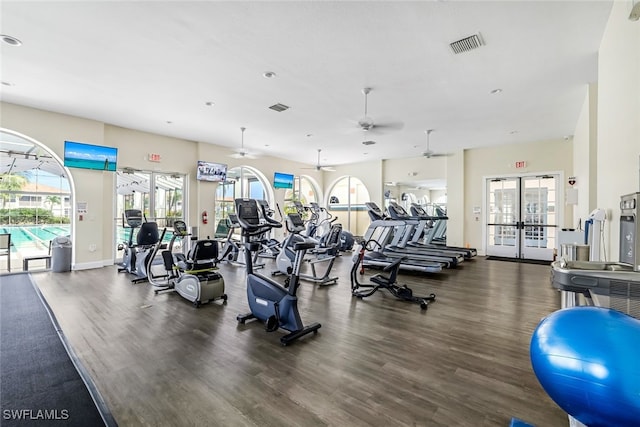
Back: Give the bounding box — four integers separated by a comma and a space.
293, 241, 316, 251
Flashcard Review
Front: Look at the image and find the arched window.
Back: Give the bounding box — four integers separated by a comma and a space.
0, 128, 72, 269
283, 175, 320, 215
215, 166, 272, 228
326, 176, 370, 237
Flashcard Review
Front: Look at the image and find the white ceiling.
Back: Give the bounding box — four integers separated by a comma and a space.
0, 1, 613, 168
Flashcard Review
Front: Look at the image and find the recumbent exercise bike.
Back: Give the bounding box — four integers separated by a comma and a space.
148, 220, 226, 307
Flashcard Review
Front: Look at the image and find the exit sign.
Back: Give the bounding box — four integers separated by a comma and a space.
148, 153, 161, 162
515, 161, 527, 169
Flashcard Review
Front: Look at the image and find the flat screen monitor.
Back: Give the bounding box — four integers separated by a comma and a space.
274, 172, 294, 189
197, 160, 227, 182
64, 140, 117, 171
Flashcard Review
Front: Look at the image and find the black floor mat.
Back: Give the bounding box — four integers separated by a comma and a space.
0, 273, 117, 427
486, 256, 552, 265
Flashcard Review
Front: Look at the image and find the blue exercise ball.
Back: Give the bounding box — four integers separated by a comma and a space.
530, 306, 640, 427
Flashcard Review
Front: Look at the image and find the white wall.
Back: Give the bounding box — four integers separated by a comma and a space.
383, 156, 447, 187
572, 83, 598, 228
1, 103, 110, 269
446, 150, 465, 247
595, 1, 640, 262
464, 138, 574, 254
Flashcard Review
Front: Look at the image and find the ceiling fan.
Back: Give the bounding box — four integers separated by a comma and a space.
303, 148, 335, 172
422, 129, 449, 158
353, 87, 404, 133
229, 127, 258, 159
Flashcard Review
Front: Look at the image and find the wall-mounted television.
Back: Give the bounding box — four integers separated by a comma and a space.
197, 160, 227, 182
274, 172, 294, 189
64, 140, 118, 171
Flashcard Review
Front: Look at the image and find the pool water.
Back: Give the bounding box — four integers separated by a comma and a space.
1, 225, 70, 253
2, 225, 175, 256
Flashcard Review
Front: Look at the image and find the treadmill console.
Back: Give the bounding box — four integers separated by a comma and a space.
389, 202, 409, 217
411, 204, 427, 216
365, 202, 385, 218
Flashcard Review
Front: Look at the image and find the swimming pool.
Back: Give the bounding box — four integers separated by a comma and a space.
2, 224, 175, 259
1, 225, 70, 253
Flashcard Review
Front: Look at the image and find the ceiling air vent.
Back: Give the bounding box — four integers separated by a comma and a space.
269, 103, 290, 112
362, 140, 376, 146
449, 34, 484, 54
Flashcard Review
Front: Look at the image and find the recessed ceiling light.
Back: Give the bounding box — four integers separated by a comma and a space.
490, 88, 503, 94
205, 101, 214, 106
264, 144, 270, 147
166, 121, 173, 124
1, 81, 14, 87
362, 140, 376, 146
1, 35, 22, 46
509, 130, 518, 134
263, 71, 277, 78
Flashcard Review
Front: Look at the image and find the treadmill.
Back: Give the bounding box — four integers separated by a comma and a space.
409, 203, 477, 259
365, 202, 463, 267
360, 218, 444, 274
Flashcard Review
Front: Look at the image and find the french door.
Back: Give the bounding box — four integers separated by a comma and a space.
486, 175, 559, 261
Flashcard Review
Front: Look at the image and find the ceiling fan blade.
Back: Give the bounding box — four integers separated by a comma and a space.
422, 151, 450, 158
371, 119, 404, 131
320, 166, 336, 172
229, 151, 258, 159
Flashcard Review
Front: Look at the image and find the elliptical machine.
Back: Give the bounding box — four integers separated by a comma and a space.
273, 212, 340, 286
235, 198, 321, 346
351, 239, 436, 310
118, 209, 144, 274
118, 209, 162, 284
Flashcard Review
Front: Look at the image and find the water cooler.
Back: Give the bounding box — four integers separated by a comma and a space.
619, 192, 640, 271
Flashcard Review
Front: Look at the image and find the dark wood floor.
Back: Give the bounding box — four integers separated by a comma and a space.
29, 254, 567, 426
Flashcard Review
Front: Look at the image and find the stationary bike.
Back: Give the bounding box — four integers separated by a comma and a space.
235, 198, 321, 346
350, 239, 436, 310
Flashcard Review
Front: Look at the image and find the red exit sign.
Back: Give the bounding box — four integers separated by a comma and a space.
148, 153, 161, 162
515, 161, 527, 169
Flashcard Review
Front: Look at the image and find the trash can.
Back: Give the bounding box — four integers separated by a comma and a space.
51, 236, 72, 272
560, 243, 590, 261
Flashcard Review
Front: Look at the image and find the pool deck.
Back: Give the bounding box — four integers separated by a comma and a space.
1, 252, 52, 273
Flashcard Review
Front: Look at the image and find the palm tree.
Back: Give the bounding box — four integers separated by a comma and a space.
45, 195, 61, 213
0, 174, 27, 209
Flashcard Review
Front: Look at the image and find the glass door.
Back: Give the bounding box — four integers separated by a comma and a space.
115, 170, 185, 260
486, 178, 520, 258
521, 175, 557, 260
486, 175, 558, 261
